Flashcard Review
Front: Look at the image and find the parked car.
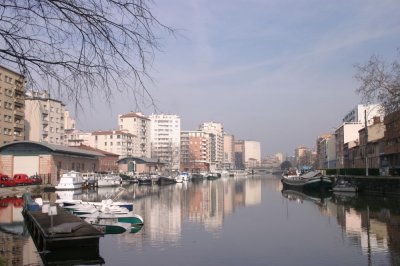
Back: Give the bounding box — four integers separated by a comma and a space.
13, 174, 35, 186
0, 174, 16, 187
30, 175, 42, 185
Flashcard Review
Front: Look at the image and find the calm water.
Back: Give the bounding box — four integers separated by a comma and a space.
1, 174, 400, 265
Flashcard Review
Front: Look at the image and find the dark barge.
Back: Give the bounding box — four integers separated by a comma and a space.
22, 193, 104, 264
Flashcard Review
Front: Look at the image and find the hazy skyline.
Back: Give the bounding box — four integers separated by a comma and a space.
68, 0, 400, 156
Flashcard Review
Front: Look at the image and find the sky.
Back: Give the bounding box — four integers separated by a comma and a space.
69, 0, 400, 157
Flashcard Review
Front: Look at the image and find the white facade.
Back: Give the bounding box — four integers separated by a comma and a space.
199, 122, 224, 168
63, 129, 90, 147
150, 114, 181, 170
223, 133, 234, 169
64, 110, 75, 130
343, 104, 384, 126
335, 122, 364, 168
244, 140, 261, 167
24, 91, 66, 145
118, 112, 151, 157
87, 130, 135, 157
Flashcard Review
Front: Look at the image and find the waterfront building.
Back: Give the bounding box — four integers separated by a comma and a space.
0, 65, 25, 144
380, 110, 400, 175
199, 122, 224, 169
180, 130, 210, 172
118, 112, 151, 158
76, 144, 119, 172
87, 130, 135, 158
243, 140, 261, 167
316, 134, 336, 169
24, 91, 66, 145
223, 133, 234, 169
294, 146, 314, 168
335, 122, 364, 169
150, 114, 181, 170
234, 140, 245, 169
0, 141, 102, 185
275, 153, 284, 164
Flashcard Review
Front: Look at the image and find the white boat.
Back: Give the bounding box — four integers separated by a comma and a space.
97, 174, 121, 187
55, 171, 84, 190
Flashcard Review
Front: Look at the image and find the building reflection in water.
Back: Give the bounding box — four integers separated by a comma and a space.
281, 187, 400, 265
0, 196, 41, 265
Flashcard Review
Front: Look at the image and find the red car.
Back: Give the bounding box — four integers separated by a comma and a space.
13, 174, 35, 186
30, 175, 42, 185
0, 174, 16, 187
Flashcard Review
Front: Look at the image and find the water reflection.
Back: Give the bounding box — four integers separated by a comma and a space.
3, 175, 400, 265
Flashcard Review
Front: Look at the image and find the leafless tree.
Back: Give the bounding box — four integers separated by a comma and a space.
354, 50, 400, 114
0, 0, 172, 108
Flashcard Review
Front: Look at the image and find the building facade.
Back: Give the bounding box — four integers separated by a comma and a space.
24, 91, 66, 145
0, 65, 25, 144
199, 122, 224, 169
335, 122, 364, 169
343, 104, 383, 125
150, 114, 181, 170
63, 129, 90, 147
118, 112, 151, 158
243, 140, 261, 167
180, 130, 210, 172
87, 130, 135, 158
223, 133, 234, 169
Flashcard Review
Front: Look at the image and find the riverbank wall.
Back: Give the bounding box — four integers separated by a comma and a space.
336, 175, 400, 196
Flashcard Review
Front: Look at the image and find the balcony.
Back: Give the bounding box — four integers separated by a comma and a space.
14, 109, 24, 117
14, 97, 24, 106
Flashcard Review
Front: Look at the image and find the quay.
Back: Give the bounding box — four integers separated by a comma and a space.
335, 175, 400, 196
22, 194, 104, 264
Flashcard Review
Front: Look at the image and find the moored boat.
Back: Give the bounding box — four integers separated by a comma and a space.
55, 171, 85, 190
281, 171, 333, 191
332, 180, 358, 193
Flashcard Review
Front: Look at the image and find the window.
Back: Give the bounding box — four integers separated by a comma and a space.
105, 142, 107, 146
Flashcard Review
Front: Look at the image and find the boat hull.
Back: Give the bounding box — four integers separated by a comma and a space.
281, 176, 333, 191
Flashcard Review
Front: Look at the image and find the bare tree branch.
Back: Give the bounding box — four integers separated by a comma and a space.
354, 50, 400, 114
0, 0, 173, 109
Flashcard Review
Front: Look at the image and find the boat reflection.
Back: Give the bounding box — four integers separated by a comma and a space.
281, 189, 332, 206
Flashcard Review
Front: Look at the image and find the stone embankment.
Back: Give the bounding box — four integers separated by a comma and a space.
336, 175, 400, 196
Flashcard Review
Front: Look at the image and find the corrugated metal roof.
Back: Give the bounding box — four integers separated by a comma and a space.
0, 141, 104, 157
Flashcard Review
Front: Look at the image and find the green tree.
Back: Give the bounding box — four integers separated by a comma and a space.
0, 0, 172, 106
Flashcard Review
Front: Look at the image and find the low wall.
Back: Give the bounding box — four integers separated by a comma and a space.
336, 175, 400, 196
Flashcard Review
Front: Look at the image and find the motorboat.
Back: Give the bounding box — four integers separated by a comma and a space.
332, 180, 358, 193
55, 171, 84, 190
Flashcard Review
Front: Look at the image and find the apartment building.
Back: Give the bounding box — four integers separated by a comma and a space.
118, 112, 151, 157
343, 104, 384, 125
316, 134, 336, 169
199, 122, 224, 169
24, 91, 66, 145
181, 130, 210, 172
87, 130, 135, 158
223, 133, 234, 169
335, 122, 364, 168
0, 65, 25, 144
64, 129, 91, 147
150, 114, 181, 170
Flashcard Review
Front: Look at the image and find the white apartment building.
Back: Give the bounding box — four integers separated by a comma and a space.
150, 114, 181, 170
24, 91, 66, 145
0, 65, 25, 144
64, 129, 90, 147
343, 104, 384, 126
243, 140, 261, 167
87, 130, 135, 157
316, 134, 336, 169
118, 112, 151, 157
199, 122, 224, 169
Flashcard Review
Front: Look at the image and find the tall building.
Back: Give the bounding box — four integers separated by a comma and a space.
243, 140, 261, 167
199, 122, 224, 169
24, 91, 65, 145
87, 130, 135, 157
0, 65, 25, 144
150, 114, 181, 170
118, 112, 151, 157
180, 130, 209, 172
316, 134, 336, 169
234, 140, 245, 169
64, 110, 75, 130
223, 133, 234, 169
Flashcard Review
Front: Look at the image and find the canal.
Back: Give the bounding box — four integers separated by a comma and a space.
1, 174, 400, 265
